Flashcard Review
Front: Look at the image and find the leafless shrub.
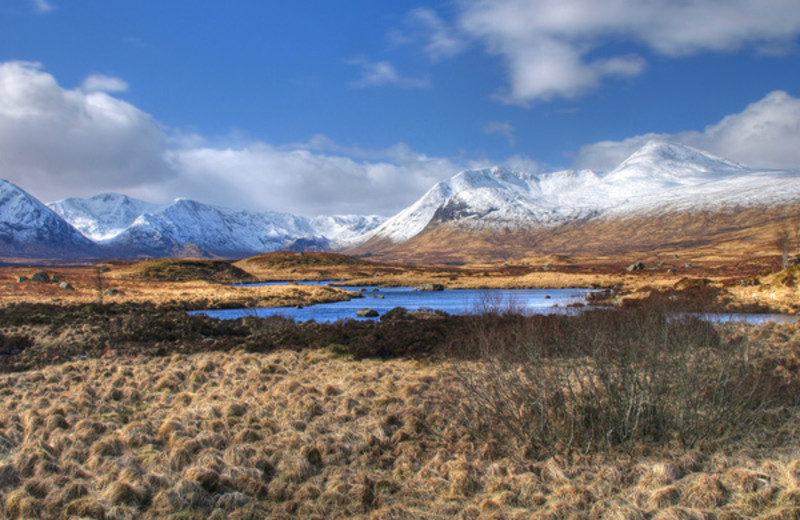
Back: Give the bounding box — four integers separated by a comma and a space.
447, 303, 795, 459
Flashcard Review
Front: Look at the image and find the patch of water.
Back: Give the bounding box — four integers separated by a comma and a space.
192, 283, 798, 325
192, 286, 594, 323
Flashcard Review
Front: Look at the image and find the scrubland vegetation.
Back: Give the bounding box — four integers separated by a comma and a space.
0, 294, 799, 518
0, 254, 798, 517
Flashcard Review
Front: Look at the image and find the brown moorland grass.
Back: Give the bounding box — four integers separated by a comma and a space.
1, 245, 796, 314
0, 263, 360, 309
0, 327, 798, 519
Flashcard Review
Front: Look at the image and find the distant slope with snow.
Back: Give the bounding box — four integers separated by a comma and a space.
46, 194, 385, 258
48, 193, 161, 241
355, 141, 800, 249
0, 179, 99, 258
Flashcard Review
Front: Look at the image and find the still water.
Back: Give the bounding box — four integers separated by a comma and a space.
192, 284, 594, 323
191, 282, 797, 325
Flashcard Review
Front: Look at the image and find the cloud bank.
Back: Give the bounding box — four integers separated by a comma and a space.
0, 61, 463, 216
575, 90, 800, 172
0, 62, 797, 218
0, 61, 174, 202
410, 0, 800, 103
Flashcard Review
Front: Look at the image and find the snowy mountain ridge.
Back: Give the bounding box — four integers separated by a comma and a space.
3, 140, 799, 260
48, 193, 162, 241
45, 193, 386, 258
360, 140, 800, 245
0, 179, 98, 258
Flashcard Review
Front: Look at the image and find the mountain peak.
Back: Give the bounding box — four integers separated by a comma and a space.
618, 140, 747, 173
0, 179, 97, 258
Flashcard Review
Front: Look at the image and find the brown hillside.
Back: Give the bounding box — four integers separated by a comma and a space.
350, 203, 800, 265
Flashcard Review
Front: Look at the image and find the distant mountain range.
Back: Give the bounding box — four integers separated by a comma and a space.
2, 140, 799, 262
0, 183, 384, 260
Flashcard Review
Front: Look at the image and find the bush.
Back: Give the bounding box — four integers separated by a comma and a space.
447, 305, 795, 459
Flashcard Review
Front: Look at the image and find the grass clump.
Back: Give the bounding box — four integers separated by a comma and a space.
134, 259, 256, 284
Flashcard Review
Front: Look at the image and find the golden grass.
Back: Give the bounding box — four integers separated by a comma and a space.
0, 243, 796, 320
0, 322, 798, 518
0, 264, 359, 309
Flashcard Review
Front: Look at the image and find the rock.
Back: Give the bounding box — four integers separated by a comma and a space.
416, 283, 445, 291
59, 281, 74, 291
380, 307, 409, 321
357, 308, 379, 318
104, 288, 121, 296
30, 271, 50, 283
585, 289, 612, 302
16, 276, 28, 283
626, 262, 645, 272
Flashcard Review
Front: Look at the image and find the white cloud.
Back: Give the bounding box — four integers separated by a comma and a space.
347, 56, 430, 89
574, 90, 800, 171
81, 74, 129, 93
31, 0, 54, 14
0, 61, 175, 202
401, 8, 468, 62
165, 144, 466, 216
0, 61, 462, 216
449, 0, 800, 103
484, 121, 515, 146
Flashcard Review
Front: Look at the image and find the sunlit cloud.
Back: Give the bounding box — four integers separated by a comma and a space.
408, 0, 800, 104
574, 90, 800, 171
346, 56, 430, 89
81, 74, 129, 93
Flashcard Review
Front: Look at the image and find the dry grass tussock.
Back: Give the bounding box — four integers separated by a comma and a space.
0, 315, 799, 518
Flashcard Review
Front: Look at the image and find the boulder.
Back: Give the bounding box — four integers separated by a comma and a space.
30, 271, 50, 283
16, 276, 28, 283
59, 281, 74, 291
416, 283, 445, 291
356, 308, 379, 318
626, 262, 645, 272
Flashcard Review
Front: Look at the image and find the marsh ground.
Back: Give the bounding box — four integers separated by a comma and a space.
0, 253, 798, 518
0, 250, 797, 313
1, 320, 799, 519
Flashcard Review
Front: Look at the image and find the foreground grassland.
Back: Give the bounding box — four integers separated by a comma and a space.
1, 331, 799, 519
0, 253, 798, 518
0, 303, 799, 518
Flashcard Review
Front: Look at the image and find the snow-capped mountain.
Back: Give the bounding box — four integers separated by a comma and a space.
0, 179, 99, 258
310, 215, 386, 249
48, 193, 162, 241
45, 193, 386, 258
357, 141, 800, 247
3, 140, 798, 261
106, 199, 319, 257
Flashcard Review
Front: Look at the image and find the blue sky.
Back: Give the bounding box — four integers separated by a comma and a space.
1, 0, 799, 216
